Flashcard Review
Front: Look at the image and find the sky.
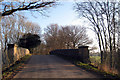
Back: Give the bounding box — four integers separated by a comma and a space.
23, 2, 78, 29
12, 1, 99, 52
23, 1, 93, 33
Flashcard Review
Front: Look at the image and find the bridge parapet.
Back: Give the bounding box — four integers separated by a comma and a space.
50, 46, 90, 63
2, 44, 30, 70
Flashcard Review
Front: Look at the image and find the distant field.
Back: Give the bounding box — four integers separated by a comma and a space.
90, 56, 101, 67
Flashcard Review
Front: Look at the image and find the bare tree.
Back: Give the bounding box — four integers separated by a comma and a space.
43, 24, 92, 53
1, 14, 41, 45
60, 26, 93, 49
44, 24, 60, 52
1, 14, 41, 66
74, 0, 120, 72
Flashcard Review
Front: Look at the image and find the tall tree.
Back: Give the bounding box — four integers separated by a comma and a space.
44, 24, 92, 53
74, 1, 120, 71
1, 14, 41, 66
44, 24, 60, 52
60, 26, 93, 49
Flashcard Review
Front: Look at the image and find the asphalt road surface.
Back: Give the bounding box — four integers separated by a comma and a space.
14, 55, 102, 78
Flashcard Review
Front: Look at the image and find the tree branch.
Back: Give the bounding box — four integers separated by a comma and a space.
2, 2, 55, 16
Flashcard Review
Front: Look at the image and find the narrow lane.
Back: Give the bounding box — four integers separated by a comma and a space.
14, 55, 100, 78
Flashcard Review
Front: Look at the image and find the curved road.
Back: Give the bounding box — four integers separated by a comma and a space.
14, 55, 101, 78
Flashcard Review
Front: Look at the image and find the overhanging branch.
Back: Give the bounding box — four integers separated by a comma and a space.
2, 2, 55, 16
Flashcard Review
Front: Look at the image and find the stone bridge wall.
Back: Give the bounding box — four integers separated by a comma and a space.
2, 44, 30, 70
50, 46, 90, 63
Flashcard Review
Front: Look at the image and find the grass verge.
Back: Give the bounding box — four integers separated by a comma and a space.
75, 61, 120, 78
55, 55, 120, 79
2, 54, 31, 79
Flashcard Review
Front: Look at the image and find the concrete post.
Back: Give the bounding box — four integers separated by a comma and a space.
7, 44, 14, 64
78, 46, 90, 63
14, 44, 19, 62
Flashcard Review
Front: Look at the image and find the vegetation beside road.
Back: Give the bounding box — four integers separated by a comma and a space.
55, 54, 120, 79
2, 54, 31, 79
90, 56, 101, 67
75, 61, 120, 79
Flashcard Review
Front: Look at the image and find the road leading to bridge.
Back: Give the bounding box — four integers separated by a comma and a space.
14, 55, 102, 78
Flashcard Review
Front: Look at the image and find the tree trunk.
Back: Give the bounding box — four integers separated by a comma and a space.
0, 16, 2, 79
